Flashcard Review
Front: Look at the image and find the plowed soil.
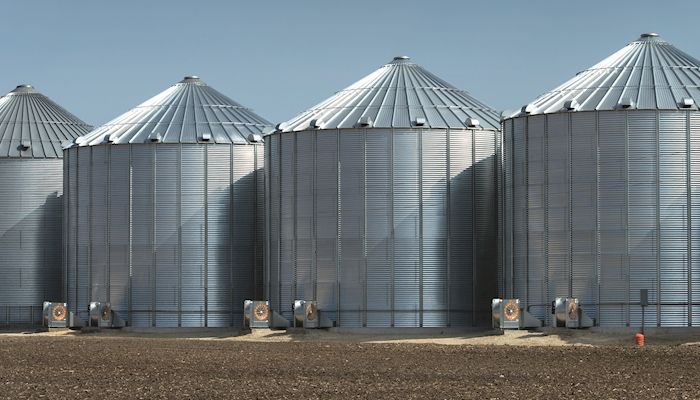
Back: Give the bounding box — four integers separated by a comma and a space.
0, 332, 698, 399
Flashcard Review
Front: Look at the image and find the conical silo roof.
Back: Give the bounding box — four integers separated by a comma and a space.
78, 76, 272, 146
279, 56, 500, 132
0, 85, 91, 158
520, 33, 700, 115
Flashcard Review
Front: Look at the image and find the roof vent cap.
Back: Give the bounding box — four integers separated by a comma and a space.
413, 117, 426, 126
564, 99, 579, 111
248, 133, 263, 143
309, 119, 322, 129
394, 56, 410, 61
275, 122, 287, 131
521, 104, 536, 114
148, 132, 162, 143
618, 97, 635, 109
61, 140, 74, 149
357, 116, 373, 127
105, 134, 115, 143
641, 32, 659, 38
466, 118, 480, 128
200, 132, 212, 141
680, 97, 695, 108
18, 141, 30, 151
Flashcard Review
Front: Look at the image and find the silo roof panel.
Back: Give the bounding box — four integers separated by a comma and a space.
515, 34, 700, 116
279, 56, 500, 131
78, 76, 271, 146
0, 85, 91, 158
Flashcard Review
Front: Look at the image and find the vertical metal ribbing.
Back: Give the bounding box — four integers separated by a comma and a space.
595, 113, 601, 324
312, 131, 317, 301
362, 129, 368, 327
687, 112, 693, 326
418, 129, 424, 327
88, 148, 93, 313
656, 112, 661, 327
390, 129, 395, 327
335, 130, 341, 325
624, 112, 630, 327
445, 129, 451, 326
524, 119, 530, 311
177, 145, 182, 327
128, 146, 133, 325
568, 114, 573, 298
293, 133, 298, 304
277, 136, 282, 310
151, 145, 156, 327
204, 144, 209, 327
471, 129, 476, 326
230, 144, 235, 324
107, 147, 111, 303
509, 123, 515, 298
62, 154, 68, 304
543, 116, 549, 322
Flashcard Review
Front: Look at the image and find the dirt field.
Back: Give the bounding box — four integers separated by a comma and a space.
1, 329, 699, 399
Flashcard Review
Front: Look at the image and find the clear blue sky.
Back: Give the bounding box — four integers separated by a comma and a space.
2, 0, 696, 126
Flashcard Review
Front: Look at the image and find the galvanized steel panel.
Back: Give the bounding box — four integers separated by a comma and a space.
0, 159, 64, 324
65, 143, 261, 327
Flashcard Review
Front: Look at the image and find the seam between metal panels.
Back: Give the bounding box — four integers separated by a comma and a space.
595, 112, 601, 324
543, 116, 549, 324
446, 128, 451, 326
656, 112, 661, 327
625, 111, 630, 327
418, 128, 424, 327
151, 144, 156, 327
178, 145, 182, 327
204, 144, 209, 327
89, 147, 94, 317
335, 130, 341, 324
107, 147, 112, 304
568, 114, 573, 298
277, 135, 282, 312
687, 112, 693, 326
390, 129, 395, 327
313, 133, 319, 302
230, 144, 235, 325
525, 117, 530, 313
362, 128, 368, 327
293, 133, 298, 310
128, 146, 133, 326
471, 128, 476, 326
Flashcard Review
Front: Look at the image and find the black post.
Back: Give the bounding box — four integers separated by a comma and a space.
640, 289, 648, 335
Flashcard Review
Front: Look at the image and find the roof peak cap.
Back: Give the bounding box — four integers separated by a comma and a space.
389, 55, 412, 64
10, 84, 37, 94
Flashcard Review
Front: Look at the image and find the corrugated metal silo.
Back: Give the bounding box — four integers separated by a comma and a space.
503, 33, 700, 327
266, 57, 501, 327
0, 84, 91, 325
64, 76, 270, 327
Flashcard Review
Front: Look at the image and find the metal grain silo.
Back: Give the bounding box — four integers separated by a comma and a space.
64, 76, 270, 327
503, 33, 700, 327
266, 57, 501, 327
0, 84, 91, 325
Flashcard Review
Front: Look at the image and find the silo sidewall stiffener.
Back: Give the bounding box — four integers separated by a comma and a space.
265, 127, 499, 327
503, 110, 700, 327
64, 142, 264, 327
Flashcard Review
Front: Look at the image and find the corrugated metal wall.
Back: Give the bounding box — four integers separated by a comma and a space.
64, 143, 263, 327
266, 128, 499, 327
0, 159, 63, 325
503, 110, 700, 327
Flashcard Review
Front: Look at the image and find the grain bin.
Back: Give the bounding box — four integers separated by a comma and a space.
266, 57, 501, 327
64, 76, 270, 327
0, 84, 91, 325
502, 33, 700, 327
